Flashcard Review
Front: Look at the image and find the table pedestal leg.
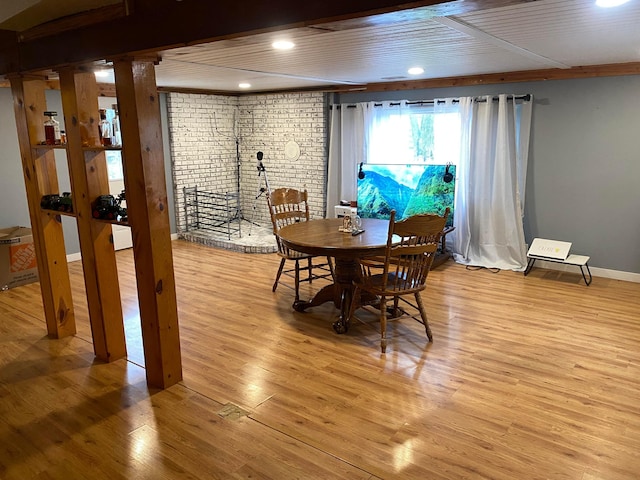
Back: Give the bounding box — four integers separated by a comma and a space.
292, 257, 359, 334
293, 284, 335, 312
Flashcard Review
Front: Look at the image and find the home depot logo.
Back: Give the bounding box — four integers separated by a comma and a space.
10, 243, 37, 272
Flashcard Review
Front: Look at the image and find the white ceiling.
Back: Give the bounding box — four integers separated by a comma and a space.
3, 0, 640, 93
153, 0, 640, 92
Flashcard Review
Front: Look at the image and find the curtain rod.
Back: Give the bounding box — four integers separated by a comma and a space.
332, 94, 531, 109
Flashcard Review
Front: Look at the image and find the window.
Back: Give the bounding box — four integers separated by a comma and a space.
357, 104, 459, 226
367, 106, 461, 166
106, 151, 124, 181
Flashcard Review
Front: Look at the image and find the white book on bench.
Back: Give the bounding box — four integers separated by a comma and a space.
527, 238, 572, 261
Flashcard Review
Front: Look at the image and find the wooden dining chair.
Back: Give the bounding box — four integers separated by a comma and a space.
347, 208, 450, 353
267, 187, 334, 302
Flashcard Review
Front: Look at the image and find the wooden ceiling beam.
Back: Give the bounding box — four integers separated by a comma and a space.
324, 62, 640, 94
1, 0, 529, 75
18, 4, 128, 42
0, 29, 18, 74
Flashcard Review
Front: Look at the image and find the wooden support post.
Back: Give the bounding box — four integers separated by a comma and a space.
113, 57, 182, 388
9, 75, 76, 338
58, 68, 127, 363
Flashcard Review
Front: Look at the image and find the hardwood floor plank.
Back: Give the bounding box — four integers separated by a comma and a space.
1, 239, 639, 479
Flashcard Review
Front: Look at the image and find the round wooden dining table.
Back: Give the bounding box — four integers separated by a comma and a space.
278, 217, 389, 333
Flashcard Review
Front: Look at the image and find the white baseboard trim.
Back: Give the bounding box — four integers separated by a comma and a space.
66, 233, 180, 263
66, 252, 82, 263
534, 259, 640, 283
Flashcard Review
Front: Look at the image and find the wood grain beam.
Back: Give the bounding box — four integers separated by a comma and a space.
0, 78, 118, 97
0, 29, 19, 74
113, 57, 182, 388
18, 4, 128, 42
58, 68, 127, 362
1, 0, 529, 74
8, 75, 76, 339
325, 62, 640, 94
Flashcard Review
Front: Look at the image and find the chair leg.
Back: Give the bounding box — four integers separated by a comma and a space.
272, 258, 286, 292
380, 295, 388, 354
415, 292, 433, 342
294, 260, 301, 303
392, 297, 400, 317
307, 257, 313, 283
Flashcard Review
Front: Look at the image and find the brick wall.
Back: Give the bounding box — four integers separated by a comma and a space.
167, 91, 328, 232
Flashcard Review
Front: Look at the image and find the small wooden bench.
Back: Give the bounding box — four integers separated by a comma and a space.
524, 253, 592, 286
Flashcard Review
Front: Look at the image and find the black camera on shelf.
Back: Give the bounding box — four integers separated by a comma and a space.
40, 192, 73, 213
92, 190, 127, 222
40, 194, 59, 210
58, 192, 73, 213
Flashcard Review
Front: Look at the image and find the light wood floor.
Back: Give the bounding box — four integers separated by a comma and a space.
1, 240, 639, 479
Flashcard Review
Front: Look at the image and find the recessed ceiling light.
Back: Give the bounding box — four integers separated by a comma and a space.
239, 83, 251, 89
595, 0, 630, 6
408, 67, 424, 75
272, 40, 295, 50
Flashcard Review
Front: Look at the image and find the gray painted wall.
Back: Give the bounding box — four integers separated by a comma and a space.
2, 75, 639, 274
0, 88, 176, 255
0, 88, 31, 229
338, 75, 640, 274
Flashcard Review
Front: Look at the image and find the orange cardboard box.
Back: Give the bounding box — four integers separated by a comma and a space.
0, 227, 39, 290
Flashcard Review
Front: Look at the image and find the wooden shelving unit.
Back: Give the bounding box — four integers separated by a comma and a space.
82, 145, 123, 151
91, 217, 130, 227
41, 209, 75, 217
10, 76, 77, 341
33, 144, 67, 150
9, 59, 182, 389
